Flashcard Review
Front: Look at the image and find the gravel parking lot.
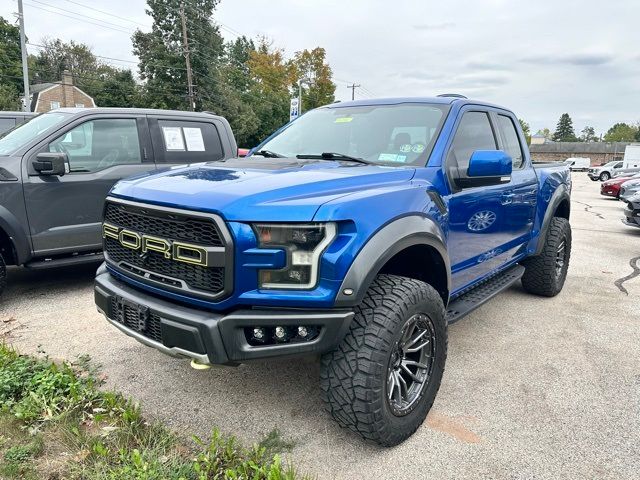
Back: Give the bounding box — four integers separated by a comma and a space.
1, 174, 638, 479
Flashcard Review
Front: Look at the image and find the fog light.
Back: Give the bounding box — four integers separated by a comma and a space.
253, 327, 265, 340
274, 326, 286, 339
297, 326, 308, 338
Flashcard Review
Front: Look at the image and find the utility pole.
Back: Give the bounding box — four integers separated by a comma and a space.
347, 83, 361, 101
17, 0, 30, 112
179, 3, 195, 111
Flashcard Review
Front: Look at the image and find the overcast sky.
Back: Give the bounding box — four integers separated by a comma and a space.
2, 0, 639, 135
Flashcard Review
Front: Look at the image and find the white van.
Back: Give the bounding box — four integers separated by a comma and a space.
564, 157, 591, 171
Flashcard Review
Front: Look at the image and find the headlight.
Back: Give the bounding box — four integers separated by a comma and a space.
253, 223, 337, 289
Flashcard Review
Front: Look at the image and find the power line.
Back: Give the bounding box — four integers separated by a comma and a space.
60, 0, 151, 28
22, 1, 134, 35
347, 83, 361, 101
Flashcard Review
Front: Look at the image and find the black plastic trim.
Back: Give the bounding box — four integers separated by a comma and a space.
535, 187, 570, 255
334, 215, 450, 307
95, 270, 354, 365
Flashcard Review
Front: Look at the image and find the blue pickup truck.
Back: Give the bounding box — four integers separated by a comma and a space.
94, 95, 572, 446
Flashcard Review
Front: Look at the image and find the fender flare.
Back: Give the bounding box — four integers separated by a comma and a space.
535, 187, 571, 256
0, 206, 31, 265
334, 215, 450, 307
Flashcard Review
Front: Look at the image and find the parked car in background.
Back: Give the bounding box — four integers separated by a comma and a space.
564, 157, 590, 171
588, 160, 640, 181
622, 191, 640, 229
0, 107, 238, 295
600, 173, 640, 198
0, 111, 37, 135
619, 177, 640, 201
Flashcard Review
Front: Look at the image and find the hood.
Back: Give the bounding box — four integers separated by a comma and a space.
110, 158, 416, 222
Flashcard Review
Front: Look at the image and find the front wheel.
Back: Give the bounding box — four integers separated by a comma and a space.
521, 217, 571, 297
600, 172, 611, 181
320, 275, 447, 446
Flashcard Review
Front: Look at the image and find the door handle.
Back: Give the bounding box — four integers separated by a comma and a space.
500, 193, 515, 205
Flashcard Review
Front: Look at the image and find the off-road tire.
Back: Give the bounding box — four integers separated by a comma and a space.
0, 252, 6, 296
600, 172, 610, 181
320, 274, 447, 446
521, 217, 571, 297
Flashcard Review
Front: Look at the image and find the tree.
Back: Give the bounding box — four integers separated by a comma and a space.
518, 118, 531, 145
603, 123, 638, 142
536, 128, 552, 140
292, 47, 336, 111
552, 113, 577, 142
244, 37, 296, 146
0, 16, 23, 109
132, 0, 225, 111
579, 126, 598, 142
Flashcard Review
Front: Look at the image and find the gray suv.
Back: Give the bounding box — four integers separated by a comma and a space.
0, 108, 237, 294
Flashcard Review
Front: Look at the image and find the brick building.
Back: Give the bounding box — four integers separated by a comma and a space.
24, 70, 96, 113
530, 141, 631, 165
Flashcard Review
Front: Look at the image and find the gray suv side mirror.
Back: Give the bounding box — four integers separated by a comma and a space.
33, 152, 68, 176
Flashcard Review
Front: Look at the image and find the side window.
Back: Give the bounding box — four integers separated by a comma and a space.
447, 111, 497, 172
157, 120, 224, 163
49, 118, 141, 173
497, 114, 524, 169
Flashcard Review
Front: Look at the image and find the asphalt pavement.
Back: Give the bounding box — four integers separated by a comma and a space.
1, 174, 638, 479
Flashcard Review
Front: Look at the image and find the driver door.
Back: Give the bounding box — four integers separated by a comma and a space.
23, 115, 155, 257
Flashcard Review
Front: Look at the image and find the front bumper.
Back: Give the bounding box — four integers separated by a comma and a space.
622, 205, 640, 228
95, 268, 354, 365
588, 172, 600, 180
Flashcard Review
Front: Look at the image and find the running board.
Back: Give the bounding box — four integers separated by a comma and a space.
445, 264, 525, 324
25, 253, 104, 270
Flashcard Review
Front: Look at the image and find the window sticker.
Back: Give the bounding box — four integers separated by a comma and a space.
378, 153, 398, 162
184, 127, 205, 151
334, 117, 353, 123
399, 144, 412, 153
412, 143, 426, 153
162, 126, 185, 151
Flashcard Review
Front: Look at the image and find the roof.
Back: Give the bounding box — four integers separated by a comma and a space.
30, 82, 56, 94
325, 96, 510, 111
530, 142, 633, 154
0, 111, 37, 117
52, 107, 225, 118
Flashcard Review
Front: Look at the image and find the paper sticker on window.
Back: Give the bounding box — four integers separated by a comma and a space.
184, 127, 205, 151
162, 126, 185, 151
334, 117, 353, 123
399, 144, 412, 153
378, 153, 398, 162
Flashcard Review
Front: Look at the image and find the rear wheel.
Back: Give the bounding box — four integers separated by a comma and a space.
600, 172, 610, 181
320, 274, 447, 446
521, 217, 571, 297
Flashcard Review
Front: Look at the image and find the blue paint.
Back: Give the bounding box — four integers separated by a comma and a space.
107, 96, 570, 310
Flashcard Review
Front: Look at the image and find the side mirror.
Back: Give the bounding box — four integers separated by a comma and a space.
33, 152, 68, 176
456, 150, 512, 188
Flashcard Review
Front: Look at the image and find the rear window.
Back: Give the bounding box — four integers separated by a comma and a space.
156, 120, 224, 163
497, 115, 524, 169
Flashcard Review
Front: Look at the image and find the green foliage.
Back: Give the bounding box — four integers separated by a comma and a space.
579, 126, 598, 142
0, 344, 304, 479
535, 127, 552, 140
552, 113, 577, 142
0, 16, 22, 109
603, 122, 638, 142
292, 47, 336, 111
518, 118, 531, 145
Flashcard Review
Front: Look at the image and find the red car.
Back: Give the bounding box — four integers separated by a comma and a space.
601, 176, 634, 198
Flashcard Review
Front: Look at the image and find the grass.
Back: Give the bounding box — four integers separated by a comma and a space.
0, 343, 306, 479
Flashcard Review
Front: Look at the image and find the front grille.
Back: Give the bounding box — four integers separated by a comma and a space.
105, 203, 223, 246
110, 297, 163, 343
103, 199, 232, 300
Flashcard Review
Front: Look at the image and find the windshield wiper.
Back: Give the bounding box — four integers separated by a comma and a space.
253, 149, 284, 158
296, 152, 373, 165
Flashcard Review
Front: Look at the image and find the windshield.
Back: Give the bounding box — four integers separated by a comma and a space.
256, 103, 450, 166
0, 112, 69, 155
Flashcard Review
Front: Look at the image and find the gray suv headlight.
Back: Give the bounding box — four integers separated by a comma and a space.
253, 223, 337, 289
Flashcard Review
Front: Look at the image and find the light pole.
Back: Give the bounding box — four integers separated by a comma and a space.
298, 78, 310, 115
